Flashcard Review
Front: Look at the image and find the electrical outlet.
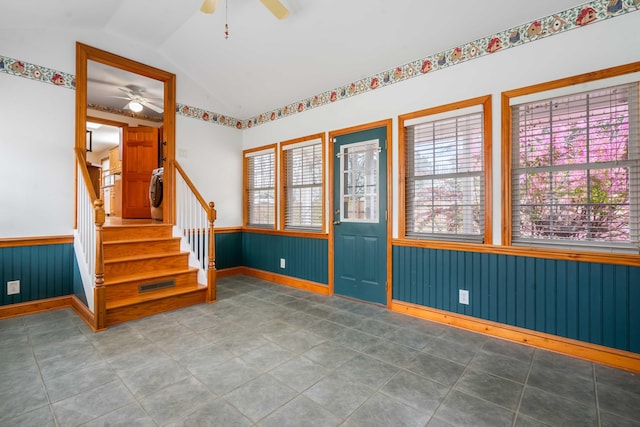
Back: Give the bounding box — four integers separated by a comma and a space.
459, 289, 469, 305
7, 280, 20, 295
280, 258, 286, 269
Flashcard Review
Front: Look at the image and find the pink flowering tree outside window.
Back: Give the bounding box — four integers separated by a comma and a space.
513, 84, 637, 248
406, 112, 485, 241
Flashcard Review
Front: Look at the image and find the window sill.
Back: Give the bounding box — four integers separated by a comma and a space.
393, 238, 489, 252
392, 238, 640, 267
242, 227, 329, 239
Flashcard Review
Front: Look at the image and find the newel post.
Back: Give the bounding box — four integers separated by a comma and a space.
94, 199, 107, 331
206, 201, 217, 303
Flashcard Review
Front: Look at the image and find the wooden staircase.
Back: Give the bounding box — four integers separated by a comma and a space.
102, 223, 206, 326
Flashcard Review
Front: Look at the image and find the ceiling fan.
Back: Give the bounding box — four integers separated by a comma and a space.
200, 0, 289, 20
114, 85, 164, 114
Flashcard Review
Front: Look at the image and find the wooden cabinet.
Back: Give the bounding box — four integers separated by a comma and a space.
109, 147, 122, 174
112, 179, 122, 217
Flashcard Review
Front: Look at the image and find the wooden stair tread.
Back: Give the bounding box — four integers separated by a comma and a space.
97, 222, 213, 327
104, 236, 180, 245
104, 267, 199, 286
104, 252, 188, 264
106, 283, 207, 310
103, 225, 174, 242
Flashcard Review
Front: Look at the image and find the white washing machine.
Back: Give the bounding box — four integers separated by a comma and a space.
149, 167, 163, 220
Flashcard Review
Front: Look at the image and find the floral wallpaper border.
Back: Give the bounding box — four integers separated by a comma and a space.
243, 0, 639, 129
0, 54, 243, 128
0, 56, 75, 89
1, 0, 637, 130
88, 103, 163, 123
175, 103, 242, 129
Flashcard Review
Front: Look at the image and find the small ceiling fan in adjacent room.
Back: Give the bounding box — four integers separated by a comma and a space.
200, 0, 289, 20
113, 85, 164, 114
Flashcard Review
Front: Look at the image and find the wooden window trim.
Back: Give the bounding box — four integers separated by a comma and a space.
501, 62, 640, 264
243, 144, 277, 229
278, 133, 326, 234
392, 238, 640, 267
240, 227, 329, 239
398, 95, 493, 248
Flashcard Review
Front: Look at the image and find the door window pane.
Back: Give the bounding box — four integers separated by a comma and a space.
340, 140, 379, 222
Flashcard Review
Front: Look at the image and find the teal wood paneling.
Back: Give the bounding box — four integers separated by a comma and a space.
72, 255, 88, 307
629, 267, 640, 353
577, 262, 590, 342
497, 255, 508, 324
392, 245, 640, 353
242, 232, 328, 284
0, 244, 74, 306
215, 232, 243, 270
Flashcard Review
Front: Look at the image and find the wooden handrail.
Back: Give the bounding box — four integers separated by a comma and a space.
174, 160, 217, 303
75, 147, 98, 202
74, 147, 106, 330
175, 161, 209, 211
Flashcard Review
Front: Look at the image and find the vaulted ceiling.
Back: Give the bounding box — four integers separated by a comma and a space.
4, 0, 588, 119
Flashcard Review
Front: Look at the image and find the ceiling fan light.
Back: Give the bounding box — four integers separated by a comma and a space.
128, 101, 143, 113
200, 0, 219, 14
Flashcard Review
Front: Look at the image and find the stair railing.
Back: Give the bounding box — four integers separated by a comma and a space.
74, 148, 106, 330
174, 161, 217, 302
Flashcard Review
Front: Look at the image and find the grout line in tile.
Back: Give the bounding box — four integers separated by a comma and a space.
510, 348, 536, 427
593, 362, 602, 427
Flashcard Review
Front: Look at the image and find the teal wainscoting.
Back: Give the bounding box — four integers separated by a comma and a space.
392, 246, 640, 353
0, 244, 75, 306
72, 255, 88, 306
243, 232, 328, 284
215, 232, 243, 270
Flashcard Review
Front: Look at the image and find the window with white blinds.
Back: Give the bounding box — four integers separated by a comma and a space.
511, 82, 639, 252
245, 148, 276, 228
282, 139, 323, 230
405, 107, 485, 241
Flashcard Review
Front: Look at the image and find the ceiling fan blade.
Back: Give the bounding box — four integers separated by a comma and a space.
200, 0, 219, 14
140, 99, 164, 114
117, 87, 135, 96
259, 0, 289, 19
88, 78, 119, 87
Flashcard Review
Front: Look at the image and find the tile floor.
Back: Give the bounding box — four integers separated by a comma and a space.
1, 275, 639, 426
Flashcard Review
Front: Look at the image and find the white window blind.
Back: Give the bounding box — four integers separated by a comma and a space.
283, 141, 323, 230
246, 149, 275, 227
511, 82, 639, 253
405, 111, 485, 241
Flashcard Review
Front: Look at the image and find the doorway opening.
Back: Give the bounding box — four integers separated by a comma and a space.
86, 117, 164, 222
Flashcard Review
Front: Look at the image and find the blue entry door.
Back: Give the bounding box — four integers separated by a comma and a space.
333, 125, 388, 305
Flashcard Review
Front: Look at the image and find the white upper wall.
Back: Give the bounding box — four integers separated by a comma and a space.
241, 13, 639, 242
175, 116, 243, 227
0, 28, 242, 238
0, 74, 75, 237
0, 12, 637, 238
